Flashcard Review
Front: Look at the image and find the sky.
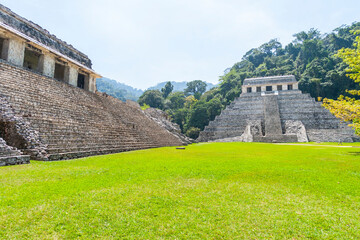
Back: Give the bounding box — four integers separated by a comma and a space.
1, 0, 360, 90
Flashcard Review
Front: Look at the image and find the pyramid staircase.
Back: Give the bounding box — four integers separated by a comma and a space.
199, 90, 358, 142
0, 61, 184, 164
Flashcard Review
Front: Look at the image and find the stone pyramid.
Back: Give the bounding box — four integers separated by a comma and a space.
198, 75, 359, 143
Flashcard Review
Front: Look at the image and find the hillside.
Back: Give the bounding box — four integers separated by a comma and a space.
96, 78, 217, 101
215, 23, 360, 104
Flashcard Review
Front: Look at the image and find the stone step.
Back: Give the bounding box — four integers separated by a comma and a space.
0, 155, 30, 166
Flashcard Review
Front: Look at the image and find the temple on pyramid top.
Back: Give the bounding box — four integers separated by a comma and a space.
199, 75, 359, 143
242, 75, 298, 94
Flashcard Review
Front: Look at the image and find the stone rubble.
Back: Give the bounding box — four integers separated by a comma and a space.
144, 107, 195, 144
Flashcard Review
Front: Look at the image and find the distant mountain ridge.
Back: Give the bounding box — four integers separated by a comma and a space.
96, 78, 143, 101
97, 78, 217, 101
147, 81, 217, 92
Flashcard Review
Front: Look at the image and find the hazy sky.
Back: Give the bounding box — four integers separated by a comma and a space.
1, 0, 360, 89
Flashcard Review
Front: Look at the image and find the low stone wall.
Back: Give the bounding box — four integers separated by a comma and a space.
0, 137, 30, 166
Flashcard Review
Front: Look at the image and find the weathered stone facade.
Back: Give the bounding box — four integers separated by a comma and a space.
0, 4, 100, 93
199, 75, 359, 143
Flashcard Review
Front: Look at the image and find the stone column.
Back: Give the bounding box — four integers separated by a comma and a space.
261, 85, 266, 92
282, 84, 287, 90
241, 85, 247, 93
39, 54, 55, 77
3, 38, 25, 66
88, 75, 97, 93
84, 74, 90, 91
293, 82, 299, 90
65, 65, 78, 86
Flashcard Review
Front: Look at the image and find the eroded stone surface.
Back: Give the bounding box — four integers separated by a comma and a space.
0, 95, 48, 160
144, 108, 194, 145
284, 120, 308, 142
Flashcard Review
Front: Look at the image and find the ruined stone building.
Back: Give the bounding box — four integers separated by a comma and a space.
0, 5, 185, 166
199, 75, 359, 143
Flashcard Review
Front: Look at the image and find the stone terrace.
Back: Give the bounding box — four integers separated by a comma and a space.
0, 61, 184, 163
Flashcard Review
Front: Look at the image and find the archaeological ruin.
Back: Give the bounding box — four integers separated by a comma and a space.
198, 75, 360, 143
0, 4, 186, 166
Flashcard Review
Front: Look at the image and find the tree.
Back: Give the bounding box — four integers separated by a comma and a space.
161, 81, 173, 98
138, 90, 164, 109
186, 127, 200, 139
167, 91, 185, 109
323, 30, 360, 135
185, 101, 209, 131
206, 98, 223, 121
184, 80, 207, 100
170, 108, 189, 132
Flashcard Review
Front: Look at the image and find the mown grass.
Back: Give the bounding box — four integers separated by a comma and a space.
1, 142, 360, 239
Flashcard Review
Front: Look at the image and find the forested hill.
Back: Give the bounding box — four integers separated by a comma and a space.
210, 23, 360, 105
96, 78, 217, 101
96, 78, 143, 101
148, 81, 217, 92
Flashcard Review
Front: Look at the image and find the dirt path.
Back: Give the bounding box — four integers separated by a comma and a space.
273, 143, 358, 148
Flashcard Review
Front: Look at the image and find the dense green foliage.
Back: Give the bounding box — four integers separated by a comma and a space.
96, 78, 143, 101
324, 30, 360, 135
138, 23, 360, 138
138, 80, 222, 137
217, 24, 360, 102
161, 81, 174, 98
138, 90, 164, 109
184, 80, 207, 100
1, 143, 360, 238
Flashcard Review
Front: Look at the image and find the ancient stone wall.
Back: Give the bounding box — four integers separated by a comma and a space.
0, 137, 29, 166
0, 4, 92, 68
0, 95, 48, 159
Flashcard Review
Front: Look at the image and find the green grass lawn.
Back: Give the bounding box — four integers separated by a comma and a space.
1, 142, 360, 239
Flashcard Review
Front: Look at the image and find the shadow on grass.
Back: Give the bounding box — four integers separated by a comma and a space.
348, 152, 360, 156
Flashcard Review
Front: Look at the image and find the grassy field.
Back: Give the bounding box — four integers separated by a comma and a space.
1, 142, 360, 239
